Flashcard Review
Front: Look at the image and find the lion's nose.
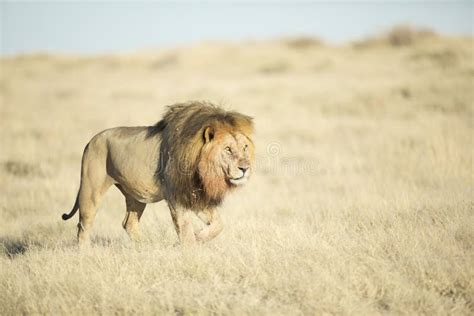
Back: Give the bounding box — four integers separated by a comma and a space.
238, 167, 249, 175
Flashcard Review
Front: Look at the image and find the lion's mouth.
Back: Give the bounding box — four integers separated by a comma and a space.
229, 174, 248, 185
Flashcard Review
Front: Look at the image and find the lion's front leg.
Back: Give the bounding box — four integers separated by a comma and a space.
169, 205, 197, 247
195, 209, 223, 242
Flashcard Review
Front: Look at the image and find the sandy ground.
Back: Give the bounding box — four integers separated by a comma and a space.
1, 29, 473, 314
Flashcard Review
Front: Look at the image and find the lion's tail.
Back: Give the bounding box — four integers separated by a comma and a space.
62, 192, 79, 221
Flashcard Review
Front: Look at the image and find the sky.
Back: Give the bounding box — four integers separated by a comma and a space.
0, 1, 472, 55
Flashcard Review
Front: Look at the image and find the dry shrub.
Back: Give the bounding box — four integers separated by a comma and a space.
284, 36, 323, 49
2, 160, 43, 178
148, 54, 179, 69
259, 61, 291, 74
410, 49, 458, 68
354, 25, 437, 48
8, 53, 55, 63
387, 25, 437, 46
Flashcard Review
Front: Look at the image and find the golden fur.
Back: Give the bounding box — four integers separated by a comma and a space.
62, 101, 254, 247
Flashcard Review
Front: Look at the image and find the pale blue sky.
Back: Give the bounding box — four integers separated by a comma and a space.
1, 1, 472, 55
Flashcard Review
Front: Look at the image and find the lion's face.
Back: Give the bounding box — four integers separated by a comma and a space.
198, 126, 254, 199
217, 132, 253, 186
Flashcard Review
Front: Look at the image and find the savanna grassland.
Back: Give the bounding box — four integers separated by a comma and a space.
1, 28, 473, 315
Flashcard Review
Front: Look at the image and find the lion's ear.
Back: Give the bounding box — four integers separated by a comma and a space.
203, 126, 215, 143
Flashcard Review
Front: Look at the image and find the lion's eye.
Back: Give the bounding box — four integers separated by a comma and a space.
243, 144, 248, 151
225, 146, 232, 154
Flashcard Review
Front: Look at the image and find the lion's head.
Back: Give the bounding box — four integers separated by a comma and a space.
154, 101, 254, 209
198, 122, 254, 199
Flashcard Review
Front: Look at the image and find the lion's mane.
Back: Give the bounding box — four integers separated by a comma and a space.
149, 101, 253, 210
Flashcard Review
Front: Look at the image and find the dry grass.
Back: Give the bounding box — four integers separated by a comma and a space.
0, 32, 473, 315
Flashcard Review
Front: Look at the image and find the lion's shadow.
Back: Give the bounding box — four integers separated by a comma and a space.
1, 236, 127, 257
0, 237, 37, 258
1, 233, 168, 258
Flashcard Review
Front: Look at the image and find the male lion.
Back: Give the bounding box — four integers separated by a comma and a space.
61, 101, 254, 247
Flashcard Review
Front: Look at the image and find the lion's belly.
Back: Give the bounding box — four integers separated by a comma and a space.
104, 126, 164, 204
119, 181, 164, 204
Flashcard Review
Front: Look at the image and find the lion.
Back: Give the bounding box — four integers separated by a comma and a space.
61, 101, 254, 247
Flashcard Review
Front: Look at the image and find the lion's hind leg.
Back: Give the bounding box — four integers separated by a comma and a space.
77, 178, 112, 248
121, 194, 146, 242
76, 141, 113, 248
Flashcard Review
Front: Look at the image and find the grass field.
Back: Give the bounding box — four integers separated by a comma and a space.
1, 28, 473, 314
